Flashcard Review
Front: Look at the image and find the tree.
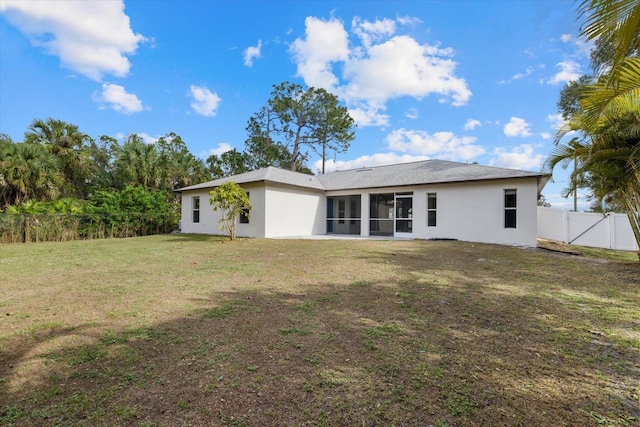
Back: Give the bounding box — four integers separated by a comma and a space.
208, 181, 251, 240
156, 132, 209, 190
547, 0, 640, 253
0, 142, 62, 208
24, 118, 91, 198
114, 134, 163, 190
578, 0, 640, 73
245, 82, 356, 172
206, 149, 253, 179
87, 135, 121, 191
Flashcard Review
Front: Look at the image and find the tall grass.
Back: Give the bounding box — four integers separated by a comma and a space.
0, 213, 177, 243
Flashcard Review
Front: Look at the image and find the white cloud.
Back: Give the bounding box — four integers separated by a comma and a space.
93, 83, 143, 114
289, 16, 350, 91
341, 35, 470, 105
385, 128, 485, 161
137, 132, 160, 144
396, 15, 422, 26
0, 0, 146, 80
318, 152, 430, 173
464, 119, 481, 131
489, 144, 544, 170
207, 143, 233, 156
352, 16, 396, 48
548, 61, 581, 85
503, 117, 533, 137
546, 113, 566, 130
405, 108, 419, 120
189, 85, 221, 117
289, 15, 471, 127
512, 66, 534, 80
243, 39, 262, 67
498, 65, 537, 84
347, 104, 390, 127
541, 132, 552, 140
560, 34, 572, 43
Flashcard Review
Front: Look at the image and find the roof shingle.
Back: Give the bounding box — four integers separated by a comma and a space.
177, 160, 546, 193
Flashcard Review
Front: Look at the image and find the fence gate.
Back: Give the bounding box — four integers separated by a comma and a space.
537, 207, 638, 251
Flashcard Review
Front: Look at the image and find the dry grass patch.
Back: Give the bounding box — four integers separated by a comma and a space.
1, 235, 639, 426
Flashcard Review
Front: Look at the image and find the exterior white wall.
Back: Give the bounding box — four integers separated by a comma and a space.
411, 180, 539, 246
263, 184, 325, 237
179, 189, 220, 235
327, 179, 539, 246
179, 183, 266, 238
180, 177, 540, 246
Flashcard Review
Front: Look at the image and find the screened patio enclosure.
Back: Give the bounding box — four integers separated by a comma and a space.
327, 195, 361, 235
327, 193, 413, 237
369, 192, 413, 237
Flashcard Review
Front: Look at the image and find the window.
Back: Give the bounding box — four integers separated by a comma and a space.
427, 193, 437, 227
239, 192, 250, 224
504, 189, 517, 228
192, 196, 200, 223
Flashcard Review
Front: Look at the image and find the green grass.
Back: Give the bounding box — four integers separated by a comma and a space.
1, 235, 638, 426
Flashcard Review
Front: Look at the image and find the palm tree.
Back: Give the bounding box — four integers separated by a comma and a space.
115, 134, 163, 189
0, 142, 62, 207
578, 0, 640, 73
547, 0, 640, 252
24, 118, 92, 198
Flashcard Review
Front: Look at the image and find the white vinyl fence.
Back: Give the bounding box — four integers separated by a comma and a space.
537, 206, 638, 251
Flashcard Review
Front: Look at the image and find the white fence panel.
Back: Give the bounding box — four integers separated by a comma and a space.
537, 207, 638, 251
612, 213, 638, 251
537, 206, 566, 241
568, 211, 610, 248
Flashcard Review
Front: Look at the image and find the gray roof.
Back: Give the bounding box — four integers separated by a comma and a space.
178, 160, 548, 193
317, 159, 546, 191
178, 166, 325, 192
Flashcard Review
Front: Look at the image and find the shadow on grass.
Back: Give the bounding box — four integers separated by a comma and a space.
1, 242, 639, 426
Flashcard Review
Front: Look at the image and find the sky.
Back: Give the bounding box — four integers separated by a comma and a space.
0, 0, 593, 209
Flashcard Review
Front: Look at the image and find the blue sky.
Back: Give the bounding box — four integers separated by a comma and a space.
0, 1, 592, 209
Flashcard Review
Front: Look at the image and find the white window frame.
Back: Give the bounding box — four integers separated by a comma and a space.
427, 193, 437, 227
239, 192, 250, 224
504, 189, 517, 229
192, 196, 200, 223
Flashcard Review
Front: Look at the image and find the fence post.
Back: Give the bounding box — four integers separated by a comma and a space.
608, 213, 614, 249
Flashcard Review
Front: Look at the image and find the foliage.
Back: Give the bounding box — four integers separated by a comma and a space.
87, 135, 120, 191
0, 141, 62, 207
0, 187, 178, 243
537, 194, 551, 207
578, 0, 640, 73
245, 82, 355, 172
208, 181, 251, 240
207, 149, 254, 179
547, 0, 640, 253
1, 118, 213, 207
156, 132, 209, 190
24, 118, 92, 198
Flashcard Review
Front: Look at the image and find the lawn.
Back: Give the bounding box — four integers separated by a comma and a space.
1, 235, 638, 426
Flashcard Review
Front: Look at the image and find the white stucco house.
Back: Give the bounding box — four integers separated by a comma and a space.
177, 159, 549, 246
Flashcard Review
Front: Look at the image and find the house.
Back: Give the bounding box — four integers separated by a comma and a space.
177, 159, 549, 246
